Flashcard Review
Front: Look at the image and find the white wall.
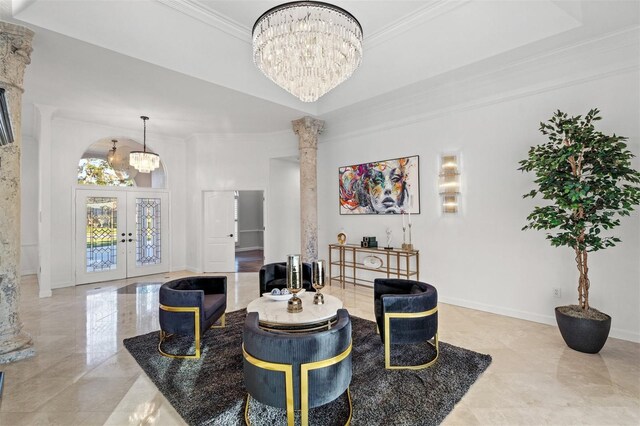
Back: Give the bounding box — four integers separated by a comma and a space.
237, 190, 264, 250
20, 135, 38, 275
318, 70, 640, 342
267, 158, 301, 262
184, 132, 299, 272
45, 118, 187, 288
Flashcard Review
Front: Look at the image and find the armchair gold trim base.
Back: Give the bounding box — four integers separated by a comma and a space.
383, 306, 439, 370
158, 305, 225, 359
243, 341, 353, 426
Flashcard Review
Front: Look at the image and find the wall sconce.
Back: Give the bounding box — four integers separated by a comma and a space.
439, 153, 461, 213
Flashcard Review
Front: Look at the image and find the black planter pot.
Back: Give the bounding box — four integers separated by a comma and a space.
555, 307, 611, 354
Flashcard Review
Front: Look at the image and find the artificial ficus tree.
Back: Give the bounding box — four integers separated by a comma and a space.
519, 109, 640, 311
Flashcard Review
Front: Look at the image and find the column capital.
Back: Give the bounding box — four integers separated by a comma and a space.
0, 22, 34, 92
292, 116, 325, 150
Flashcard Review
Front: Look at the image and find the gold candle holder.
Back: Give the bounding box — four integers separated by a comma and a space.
286, 254, 303, 313
312, 260, 326, 305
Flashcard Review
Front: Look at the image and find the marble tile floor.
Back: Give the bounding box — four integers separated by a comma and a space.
0, 273, 638, 425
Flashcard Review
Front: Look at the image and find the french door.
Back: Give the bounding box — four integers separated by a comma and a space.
75, 189, 169, 284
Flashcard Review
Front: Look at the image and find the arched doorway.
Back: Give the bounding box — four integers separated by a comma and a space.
74, 138, 169, 284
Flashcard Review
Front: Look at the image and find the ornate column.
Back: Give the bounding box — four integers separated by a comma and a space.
292, 116, 325, 263
0, 22, 35, 364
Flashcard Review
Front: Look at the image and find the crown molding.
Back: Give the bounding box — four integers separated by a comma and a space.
366, 0, 470, 49
156, 0, 250, 43
320, 27, 640, 143
51, 116, 184, 143
189, 128, 295, 141
343, 26, 640, 120
156, 0, 471, 50
321, 66, 638, 145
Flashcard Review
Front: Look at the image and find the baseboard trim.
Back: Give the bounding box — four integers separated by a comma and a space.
51, 281, 73, 289
440, 296, 640, 343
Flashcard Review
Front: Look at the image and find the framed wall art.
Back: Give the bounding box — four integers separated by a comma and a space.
339, 155, 420, 215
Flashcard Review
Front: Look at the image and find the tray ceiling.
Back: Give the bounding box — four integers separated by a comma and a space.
9, 0, 639, 137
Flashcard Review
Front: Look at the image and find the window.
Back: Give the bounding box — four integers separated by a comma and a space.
77, 158, 135, 187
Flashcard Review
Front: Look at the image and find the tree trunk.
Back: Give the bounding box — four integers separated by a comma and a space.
582, 249, 590, 310
575, 247, 590, 310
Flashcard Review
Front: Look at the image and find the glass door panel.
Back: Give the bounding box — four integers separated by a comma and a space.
76, 190, 127, 284
136, 197, 162, 266
85, 197, 119, 272
126, 192, 169, 278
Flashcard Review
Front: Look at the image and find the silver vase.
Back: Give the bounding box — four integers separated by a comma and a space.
312, 260, 326, 305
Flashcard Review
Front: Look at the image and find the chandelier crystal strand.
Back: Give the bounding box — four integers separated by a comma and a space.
129, 116, 160, 173
252, 2, 363, 102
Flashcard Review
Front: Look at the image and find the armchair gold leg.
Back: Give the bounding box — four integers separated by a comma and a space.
158, 304, 201, 359
244, 389, 352, 426
210, 312, 226, 329
244, 342, 352, 426
384, 306, 439, 370
243, 345, 295, 426
301, 342, 352, 426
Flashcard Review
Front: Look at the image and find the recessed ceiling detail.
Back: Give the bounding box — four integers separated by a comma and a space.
11, 1, 637, 136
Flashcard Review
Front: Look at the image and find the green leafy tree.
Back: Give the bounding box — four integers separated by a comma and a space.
78, 158, 134, 187
519, 109, 640, 311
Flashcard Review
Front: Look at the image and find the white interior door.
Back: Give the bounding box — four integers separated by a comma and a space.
126, 191, 169, 278
75, 190, 127, 284
76, 189, 169, 284
204, 191, 236, 272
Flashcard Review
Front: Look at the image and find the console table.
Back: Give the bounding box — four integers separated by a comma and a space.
329, 244, 419, 288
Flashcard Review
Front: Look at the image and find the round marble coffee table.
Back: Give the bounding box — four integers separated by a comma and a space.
246, 291, 343, 332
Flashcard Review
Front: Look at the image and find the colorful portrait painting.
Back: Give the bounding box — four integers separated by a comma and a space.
339, 156, 420, 215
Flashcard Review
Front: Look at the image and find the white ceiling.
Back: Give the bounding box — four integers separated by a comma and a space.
7, 0, 640, 138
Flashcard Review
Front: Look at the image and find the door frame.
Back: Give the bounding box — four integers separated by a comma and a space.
72, 186, 171, 285
201, 187, 267, 273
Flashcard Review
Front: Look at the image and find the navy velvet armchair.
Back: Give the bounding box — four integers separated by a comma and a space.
258, 262, 315, 297
158, 276, 227, 359
374, 278, 438, 369
242, 309, 352, 426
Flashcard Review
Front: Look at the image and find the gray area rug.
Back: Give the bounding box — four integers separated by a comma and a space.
124, 309, 491, 425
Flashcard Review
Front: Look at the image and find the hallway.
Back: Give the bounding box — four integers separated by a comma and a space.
234, 249, 264, 273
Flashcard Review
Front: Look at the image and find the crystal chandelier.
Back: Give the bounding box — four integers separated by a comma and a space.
129, 116, 160, 173
252, 1, 363, 102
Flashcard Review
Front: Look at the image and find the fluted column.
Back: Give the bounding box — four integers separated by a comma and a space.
0, 21, 35, 364
292, 116, 325, 263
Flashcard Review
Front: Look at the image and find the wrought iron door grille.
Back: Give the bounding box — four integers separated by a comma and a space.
136, 198, 162, 266
86, 197, 118, 272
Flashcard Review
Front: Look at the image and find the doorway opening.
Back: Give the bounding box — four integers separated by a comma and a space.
234, 190, 265, 272
202, 190, 265, 273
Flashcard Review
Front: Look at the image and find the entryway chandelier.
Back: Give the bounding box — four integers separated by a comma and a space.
107, 139, 117, 166
129, 116, 160, 173
252, 1, 363, 102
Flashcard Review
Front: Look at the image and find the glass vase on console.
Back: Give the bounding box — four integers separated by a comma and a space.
286, 254, 303, 313
312, 260, 326, 305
